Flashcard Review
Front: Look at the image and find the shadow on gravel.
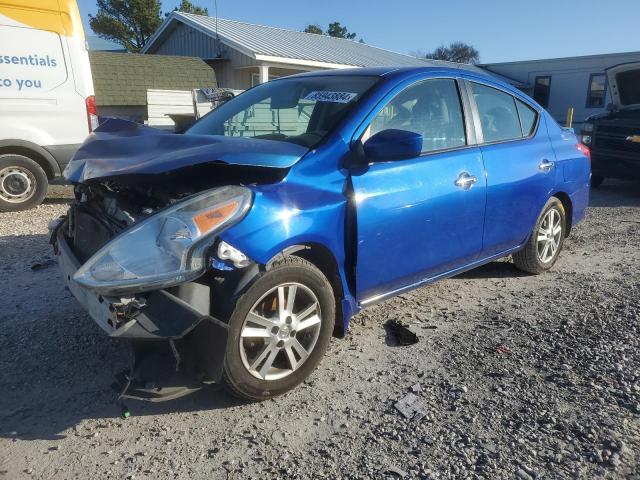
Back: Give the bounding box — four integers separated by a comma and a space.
0, 386, 246, 442
43, 196, 72, 206
589, 180, 640, 208
0, 233, 246, 442
454, 260, 530, 280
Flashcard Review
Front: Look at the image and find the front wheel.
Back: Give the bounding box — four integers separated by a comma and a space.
0, 154, 48, 212
223, 256, 335, 401
513, 197, 566, 274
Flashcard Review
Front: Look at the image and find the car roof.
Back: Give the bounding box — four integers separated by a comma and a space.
275, 65, 536, 110
284, 65, 511, 88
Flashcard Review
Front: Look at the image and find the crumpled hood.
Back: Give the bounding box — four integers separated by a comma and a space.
64, 118, 309, 183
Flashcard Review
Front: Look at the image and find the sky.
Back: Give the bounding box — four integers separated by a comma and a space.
77, 0, 640, 63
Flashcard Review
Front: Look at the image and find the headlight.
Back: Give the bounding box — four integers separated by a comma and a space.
74, 186, 252, 295
582, 121, 594, 133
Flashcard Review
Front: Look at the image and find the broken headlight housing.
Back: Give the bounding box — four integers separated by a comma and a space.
74, 186, 252, 295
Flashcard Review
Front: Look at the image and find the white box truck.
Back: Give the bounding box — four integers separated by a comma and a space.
0, 0, 96, 211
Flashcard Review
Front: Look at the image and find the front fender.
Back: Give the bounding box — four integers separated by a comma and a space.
218, 152, 358, 331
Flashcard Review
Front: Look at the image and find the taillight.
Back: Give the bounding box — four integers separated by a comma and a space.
576, 142, 591, 161
85, 95, 98, 132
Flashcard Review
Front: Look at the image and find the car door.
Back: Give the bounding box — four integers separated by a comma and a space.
465, 80, 557, 256
351, 77, 487, 304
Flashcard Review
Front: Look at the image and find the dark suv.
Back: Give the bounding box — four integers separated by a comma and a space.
580, 62, 640, 187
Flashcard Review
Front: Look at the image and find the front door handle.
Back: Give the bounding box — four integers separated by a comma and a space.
539, 159, 555, 172
455, 172, 478, 190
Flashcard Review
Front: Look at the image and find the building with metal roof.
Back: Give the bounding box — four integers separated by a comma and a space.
481, 50, 640, 127
142, 12, 486, 90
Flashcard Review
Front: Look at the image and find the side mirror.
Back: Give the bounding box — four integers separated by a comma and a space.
363, 129, 423, 162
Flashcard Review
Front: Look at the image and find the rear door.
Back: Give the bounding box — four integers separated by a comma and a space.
465, 80, 556, 256
352, 77, 486, 303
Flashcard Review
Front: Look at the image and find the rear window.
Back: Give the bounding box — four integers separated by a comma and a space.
617, 70, 640, 106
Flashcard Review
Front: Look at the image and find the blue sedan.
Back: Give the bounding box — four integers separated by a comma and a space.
54, 66, 591, 400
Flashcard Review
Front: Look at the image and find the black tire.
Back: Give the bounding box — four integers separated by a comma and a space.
223, 256, 335, 401
591, 175, 605, 188
0, 154, 48, 212
513, 197, 566, 275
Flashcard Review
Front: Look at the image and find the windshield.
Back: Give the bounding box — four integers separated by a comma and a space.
186, 75, 379, 148
617, 70, 640, 107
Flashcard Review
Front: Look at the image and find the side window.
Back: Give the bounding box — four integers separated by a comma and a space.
515, 99, 538, 136
470, 83, 522, 143
586, 73, 606, 108
369, 78, 466, 153
533, 76, 551, 108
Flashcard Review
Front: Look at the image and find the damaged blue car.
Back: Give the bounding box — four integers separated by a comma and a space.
52, 66, 591, 401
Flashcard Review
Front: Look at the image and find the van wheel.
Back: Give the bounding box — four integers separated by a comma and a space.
0, 154, 48, 212
223, 256, 335, 401
513, 197, 566, 274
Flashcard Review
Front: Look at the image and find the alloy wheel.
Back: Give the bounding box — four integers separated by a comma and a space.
536, 208, 562, 263
239, 282, 322, 381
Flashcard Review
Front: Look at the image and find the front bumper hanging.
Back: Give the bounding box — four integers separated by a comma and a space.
52, 223, 229, 384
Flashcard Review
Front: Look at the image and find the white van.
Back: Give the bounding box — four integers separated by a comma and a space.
0, 0, 96, 211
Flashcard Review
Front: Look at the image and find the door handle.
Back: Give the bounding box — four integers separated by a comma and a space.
455, 172, 478, 190
539, 159, 555, 172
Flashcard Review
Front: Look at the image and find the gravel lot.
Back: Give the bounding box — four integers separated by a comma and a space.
1, 181, 639, 479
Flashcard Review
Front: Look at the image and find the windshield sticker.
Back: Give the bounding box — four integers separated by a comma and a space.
304, 91, 358, 103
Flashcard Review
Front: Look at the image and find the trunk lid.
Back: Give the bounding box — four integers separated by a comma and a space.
606, 62, 640, 109
64, 118, 309, 183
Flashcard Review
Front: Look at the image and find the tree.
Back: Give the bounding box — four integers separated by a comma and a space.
171, 0, 208, 16
89, 0, 162, 52
424, 41, 480, 64
303, 24, 324, 35
327, 21, 356, 40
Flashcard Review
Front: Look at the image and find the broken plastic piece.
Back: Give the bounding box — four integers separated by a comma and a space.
121, 407, 131, 418
394, 393, 428, 421
384, 319, 419, 346
496, 344, 512, 355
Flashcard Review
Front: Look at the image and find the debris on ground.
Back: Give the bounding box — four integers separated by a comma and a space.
29, 258, 55, 271
495, 344, 512, 355
384, 319, 419, 346
384, 465, 408, 478
394, 393, 428, 421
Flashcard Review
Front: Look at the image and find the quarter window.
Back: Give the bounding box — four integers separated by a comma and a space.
470, 83, 522, 143
586, 73, 606, 108
533, 76, 551, 108
515, 99, 538, 136
369, 78, 466, 153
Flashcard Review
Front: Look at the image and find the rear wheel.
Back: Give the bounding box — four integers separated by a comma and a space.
223, 256, 335, 401
513, 197, 566, 274
0, 154, 48, 212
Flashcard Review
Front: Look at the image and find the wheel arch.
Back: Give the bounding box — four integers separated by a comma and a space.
552, 191, 573, 236
0, 140, 60, 179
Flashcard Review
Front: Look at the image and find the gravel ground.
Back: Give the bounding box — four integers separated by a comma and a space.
1, 182, 639, 479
